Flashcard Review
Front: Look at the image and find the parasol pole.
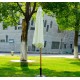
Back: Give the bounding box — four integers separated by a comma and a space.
40, 48, 42, 77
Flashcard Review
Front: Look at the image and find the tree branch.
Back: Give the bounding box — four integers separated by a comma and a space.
25, 2, 30, 22
16, 2, 25, 16
29, 2, 36, 19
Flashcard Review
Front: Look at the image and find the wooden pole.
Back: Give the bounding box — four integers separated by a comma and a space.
40, 48, 42, 77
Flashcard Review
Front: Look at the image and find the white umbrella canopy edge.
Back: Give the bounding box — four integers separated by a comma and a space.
32, 6, 44, 77
32, 6, 44, 49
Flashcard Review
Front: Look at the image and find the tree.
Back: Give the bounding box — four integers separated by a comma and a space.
17, 2, 37, 61
41, 2, 80, 58
0, 2, 38, 61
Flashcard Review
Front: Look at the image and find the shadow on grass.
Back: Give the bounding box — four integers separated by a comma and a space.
1, 66, 80, 77
70, 62, 80, 66
1, 60, 80, 77
43, 69, 80, 77
20, 61, 40, 77
20, 61, 29, 75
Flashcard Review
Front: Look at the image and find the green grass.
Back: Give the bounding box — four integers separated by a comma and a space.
0, 55, 80, 77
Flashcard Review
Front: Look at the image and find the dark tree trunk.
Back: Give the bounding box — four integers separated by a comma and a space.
73, 3, 79, 58
20, 2, 36, 61
20, 19, 29, 61
74, 30, 79, 58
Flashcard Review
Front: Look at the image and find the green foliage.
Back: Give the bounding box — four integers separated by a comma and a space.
32, 9, 45, 22
41, 2, 80, 31
30, 3, 45, 22
0, 2, 23, 28
0, 2, 41, 28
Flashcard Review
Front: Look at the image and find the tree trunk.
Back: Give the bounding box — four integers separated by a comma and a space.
74, 30, 79, 58
73, 3, 79, 59
20, 19, 28, 61
19, 2, 36, 62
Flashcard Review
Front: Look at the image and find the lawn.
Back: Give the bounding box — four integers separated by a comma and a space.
0, 55, 80, 77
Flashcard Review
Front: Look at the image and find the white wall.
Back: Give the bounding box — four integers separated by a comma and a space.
0, 14, 74, 54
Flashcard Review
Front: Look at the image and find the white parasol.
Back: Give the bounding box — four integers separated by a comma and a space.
33, 6, 44, 77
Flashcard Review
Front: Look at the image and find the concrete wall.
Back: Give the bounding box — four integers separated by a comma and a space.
0, 14, 74, 54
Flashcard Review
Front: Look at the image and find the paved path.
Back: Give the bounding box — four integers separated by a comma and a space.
0, 53, 80, 58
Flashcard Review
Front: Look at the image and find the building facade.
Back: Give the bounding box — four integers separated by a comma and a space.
0, 14, 75, 54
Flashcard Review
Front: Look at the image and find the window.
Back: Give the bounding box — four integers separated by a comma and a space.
36, 49, 39, 51
18, 26, 22, 30
60, 39, 62, 49
32, 45, 35, 51
70, 44, 72, 48
30, 27, 35, 30
15, 26, 17, 30
43, 20, 44, 27
44, 20, 47, 27
31, 19, 34, 25
6, 35, 8, 42
51, 42, 60, 49
0, 39, 5, 42
44, 41, 47, 47
28, 46, 31, 51
46, 25, 49, 32
43, 20, 44, 24
64, 44, 66, 49
60, 43, 62, 49
50, 21, 53, 28
9, 39, 14, 43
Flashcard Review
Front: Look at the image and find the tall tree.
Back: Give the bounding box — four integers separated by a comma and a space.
41, 2, 80, 58
18, 2, 37, 61
0, 2, 37, 61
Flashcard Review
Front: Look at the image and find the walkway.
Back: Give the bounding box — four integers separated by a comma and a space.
0, 53, 80, 58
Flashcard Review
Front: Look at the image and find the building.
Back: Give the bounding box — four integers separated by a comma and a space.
0, 14, 75, 54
